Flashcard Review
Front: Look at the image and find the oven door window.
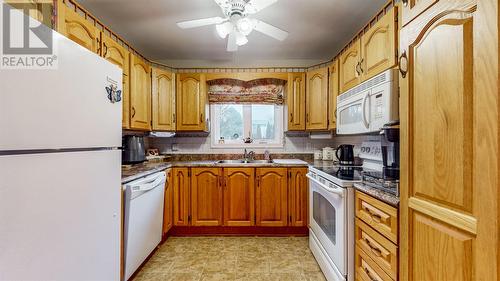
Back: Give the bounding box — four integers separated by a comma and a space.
313, 191, 336, 245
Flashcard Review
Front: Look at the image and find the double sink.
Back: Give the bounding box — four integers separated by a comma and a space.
215, 159, 274, 165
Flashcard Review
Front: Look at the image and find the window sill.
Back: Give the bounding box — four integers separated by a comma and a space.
211, 142, 284, 149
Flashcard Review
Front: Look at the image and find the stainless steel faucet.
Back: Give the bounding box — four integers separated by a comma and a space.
243, 149, 255, 161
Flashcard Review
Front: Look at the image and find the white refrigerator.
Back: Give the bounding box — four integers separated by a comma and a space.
0, 5, 123, 281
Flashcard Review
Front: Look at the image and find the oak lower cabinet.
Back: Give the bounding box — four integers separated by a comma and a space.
399, 1, 498, 280
355, 191, 398, 281
129, 54, 151, 130
173, 168, 190, 226
170, 166, 308, 232
223, 168, 255, 226
152, 68, 176, 131
288, 168, 308, 227
176, 73, 209, 132
162, 169, 173, 235
255, 168, 288, 227
306, 67, 329, 130
286, 73, 306, 131
190, 168, 223, 226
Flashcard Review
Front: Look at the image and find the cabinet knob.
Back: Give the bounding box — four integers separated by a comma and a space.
402, 0, 408, 6
131, 107, 136, 118
399, 50, 408, 78
290, 113, 293, 122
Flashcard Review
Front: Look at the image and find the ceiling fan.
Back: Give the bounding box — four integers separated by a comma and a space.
176, 0, 288, 52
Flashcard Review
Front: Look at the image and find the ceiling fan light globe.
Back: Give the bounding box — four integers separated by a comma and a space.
216, 22, 233, 39
235, 32, 248, 46
237, 18, 254, 36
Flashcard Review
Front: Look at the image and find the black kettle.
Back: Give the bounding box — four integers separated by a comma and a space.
336, 144, 355, 165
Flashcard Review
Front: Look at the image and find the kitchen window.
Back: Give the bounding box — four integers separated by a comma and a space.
211, 104, 284, 148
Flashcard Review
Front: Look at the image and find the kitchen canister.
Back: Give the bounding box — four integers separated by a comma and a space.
314, 150, 323, 160
322, 147, 334, 161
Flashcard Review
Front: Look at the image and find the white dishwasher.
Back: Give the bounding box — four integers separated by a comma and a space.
123, 171, 166, 280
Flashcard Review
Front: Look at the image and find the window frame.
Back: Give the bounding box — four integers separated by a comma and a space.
210, 104, 284, 149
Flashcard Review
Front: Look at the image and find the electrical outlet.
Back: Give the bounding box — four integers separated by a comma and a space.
171, 143, 179, 151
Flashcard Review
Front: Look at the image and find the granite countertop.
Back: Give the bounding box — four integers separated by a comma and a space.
353, 183, 399, 207
122, 159, 309, 184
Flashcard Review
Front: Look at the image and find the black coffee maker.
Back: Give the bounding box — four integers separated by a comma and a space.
336, 144, 355, 165
380, 125, 400, 180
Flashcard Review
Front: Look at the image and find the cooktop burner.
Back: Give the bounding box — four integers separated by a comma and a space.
312, 165, 364, 181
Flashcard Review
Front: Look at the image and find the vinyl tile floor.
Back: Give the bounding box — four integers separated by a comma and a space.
133, 236, 327, 281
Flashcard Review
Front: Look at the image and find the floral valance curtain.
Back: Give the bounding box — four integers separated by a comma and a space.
207, 78, 286, 105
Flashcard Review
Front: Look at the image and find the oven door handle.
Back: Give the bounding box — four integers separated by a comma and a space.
306, 173, 344, 197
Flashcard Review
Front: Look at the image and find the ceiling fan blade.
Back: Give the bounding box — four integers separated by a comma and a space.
177, 17, 225, 29
227, 32, 238, 52
246, 0, 278, 14
253, 20, 288, 41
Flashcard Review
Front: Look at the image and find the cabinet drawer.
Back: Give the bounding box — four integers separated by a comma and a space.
355, 191, 398, 243
355, 218, 397, 280
355, 246, 393, 281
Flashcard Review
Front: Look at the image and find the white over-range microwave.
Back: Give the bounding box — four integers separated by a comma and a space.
336, 69, 399, 135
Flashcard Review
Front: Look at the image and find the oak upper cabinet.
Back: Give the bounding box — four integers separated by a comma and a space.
57, 2, 100, 54
152, 68, 176, 131
288, 168, 308, 227
255, 168, 288, 227
173, 168, 190, 226
7, 0, 53, 27
101, 34, 130, 129
360, 7, 398, 81
223, 168, 255, 226
306, 67, 329, 130
162, 169, 173, 235
399, 1, 497, 280
129, 54, 151, 130
190, 168, 223, 226
176, 73, 208, 132
328, 60, 339, 130
401, 0, 438, 27
286, 73, 306, 131
340, 39, 362, 93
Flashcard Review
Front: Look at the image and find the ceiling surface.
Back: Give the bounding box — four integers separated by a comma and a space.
76, 0, 388, 68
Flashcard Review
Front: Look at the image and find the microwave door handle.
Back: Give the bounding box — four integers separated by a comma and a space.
362, 92, 370, 129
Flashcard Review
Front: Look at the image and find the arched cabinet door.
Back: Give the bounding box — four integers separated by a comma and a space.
129, 54, 151, 130
176, 74, 208, 131
340, 39, 361, 93
223, 168, 255, 226
398, 1, 497, 280
255, 168, 288, 227
286, 73, 306, 131
152, 68, 175, 131
58, 3, 100, 54
288, 168, 308, 227
306, 67, 329, 130
190, 168, 222, 226
360, 7, 397, 81
173, 168, 190, 226
102, 35, 130, 129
